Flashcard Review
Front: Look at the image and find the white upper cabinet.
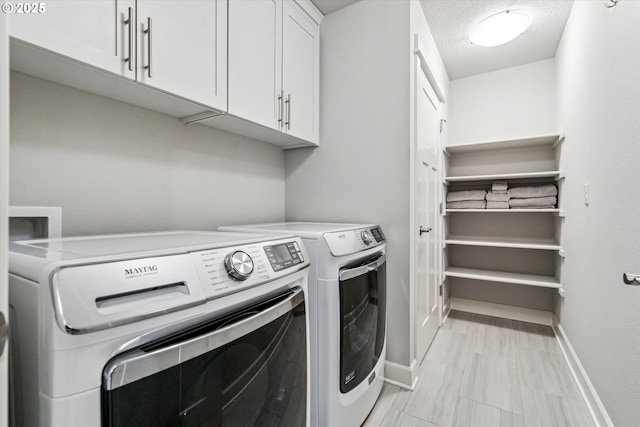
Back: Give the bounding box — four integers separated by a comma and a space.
227, 0, 320, 145
9, 0, 136, 80
9, 0, 320, 148
282, 0, 319, 144
136, 0, 227, 111
10, 0, 227, 112
228, 0, 282, 130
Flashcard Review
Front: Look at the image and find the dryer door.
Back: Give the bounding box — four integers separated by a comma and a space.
338, 254, 386, 394
102, 289, 306, 426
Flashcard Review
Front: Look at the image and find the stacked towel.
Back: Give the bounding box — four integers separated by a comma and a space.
447, 200, 486, 209
486, 192, 509, 202
508, 184, 557, 209
446, 190, 486, 202
484, 181, 510, 209
492, 181, 508, 193
508, 184, 557, 199
487, 201, 509, 209
446, 190, 487, 209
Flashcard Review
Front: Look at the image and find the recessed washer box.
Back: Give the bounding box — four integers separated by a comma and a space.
9, 206, 62, 240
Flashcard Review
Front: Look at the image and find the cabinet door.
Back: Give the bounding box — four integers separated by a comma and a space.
136, 0, 227, 111
228, 0, 282, 130
9, 0, 135, 79
282, 0, 319, 144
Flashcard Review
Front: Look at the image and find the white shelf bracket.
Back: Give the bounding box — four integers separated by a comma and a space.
558, 287, 566, 298
558, 210, 566, 218
558, 248, 566, 258
553, 133, 566, 148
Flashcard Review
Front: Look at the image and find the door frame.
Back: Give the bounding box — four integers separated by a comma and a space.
1, 11, 10, 427
409, 33, 446, 379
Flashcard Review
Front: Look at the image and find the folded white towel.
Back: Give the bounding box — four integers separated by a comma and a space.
508, 184, 557, 199
509, 196, 557, 208
486, 201, 509, 209
511, 206, 556, 209
446, 190, 487, 202
492, 181, 508, 193
447, 200, 486, 209
486, 192, 510, 202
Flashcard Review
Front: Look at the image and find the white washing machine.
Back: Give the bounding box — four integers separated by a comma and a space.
220, 223, 387, 427
8, 231, 311, 427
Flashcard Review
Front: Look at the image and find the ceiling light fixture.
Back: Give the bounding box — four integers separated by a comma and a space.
470, 10, 532, 47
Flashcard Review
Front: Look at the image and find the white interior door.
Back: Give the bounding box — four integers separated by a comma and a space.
415, 63, 441, 364
1, 12, 9, 427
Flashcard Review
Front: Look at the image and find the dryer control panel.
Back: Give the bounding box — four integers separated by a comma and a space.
323, 226, 385, 257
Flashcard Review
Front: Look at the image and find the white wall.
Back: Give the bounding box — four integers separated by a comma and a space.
285, 0, 449, 382
449, 59, 557, 145
555, 2, 640, 426
285, 0, 411, 368
10, 72, 286, 236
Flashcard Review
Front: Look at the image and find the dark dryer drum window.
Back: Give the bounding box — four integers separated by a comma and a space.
339, 255, 387, 394
101, 290, 307, 427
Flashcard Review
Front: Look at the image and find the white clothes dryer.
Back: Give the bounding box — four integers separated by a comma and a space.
220, 223, 387, 427
8, 231, 310, 427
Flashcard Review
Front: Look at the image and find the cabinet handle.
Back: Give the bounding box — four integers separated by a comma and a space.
623, 273, 640, 285
124, 7, 133, 72
285, 94, 291, 130
144, 17, 152, 78
278, 90, 283, 127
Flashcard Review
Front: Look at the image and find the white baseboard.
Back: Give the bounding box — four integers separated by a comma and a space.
552, 319, 614, 427
383, 359, 419, 391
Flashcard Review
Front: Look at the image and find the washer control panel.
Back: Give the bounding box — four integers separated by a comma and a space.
191, 237, 308, 300
264, 241, 304, 272
323, 226, 386, 256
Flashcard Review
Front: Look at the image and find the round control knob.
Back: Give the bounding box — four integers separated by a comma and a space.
361, 230, 374, 245
224, 251, 254, 281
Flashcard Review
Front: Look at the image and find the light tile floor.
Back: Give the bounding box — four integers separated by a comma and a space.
362, 311, 595, 427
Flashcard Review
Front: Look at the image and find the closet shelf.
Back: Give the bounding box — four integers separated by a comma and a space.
445, 236, 562, 251
445, 267, 561, 289
449, 297, 553, 326
444, 133, 563, 155
445, 170, 564, 184
445, 208, 564, 215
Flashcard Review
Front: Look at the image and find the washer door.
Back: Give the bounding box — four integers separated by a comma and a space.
102, 289, 306, 426
338, 254, 386, 394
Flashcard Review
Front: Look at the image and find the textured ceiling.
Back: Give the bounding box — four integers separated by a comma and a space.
311, 0, 574, 81
419, 0, 574, 80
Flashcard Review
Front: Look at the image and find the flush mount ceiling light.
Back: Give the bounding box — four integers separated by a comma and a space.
470, 10, 532, 47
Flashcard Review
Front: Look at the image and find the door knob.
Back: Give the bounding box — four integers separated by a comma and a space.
419, 226, 432, 236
